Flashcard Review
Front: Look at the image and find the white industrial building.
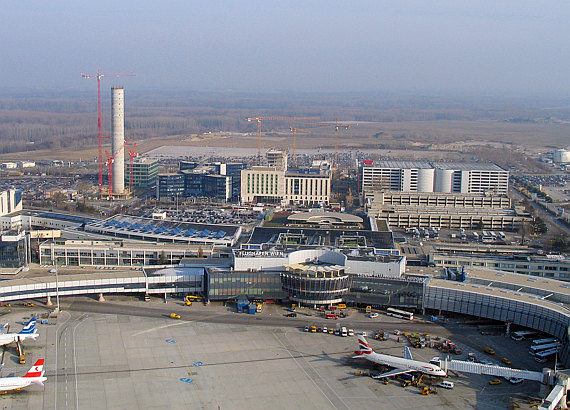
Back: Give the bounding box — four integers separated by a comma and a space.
361, 161, 509, 195
554, 149, 570, 164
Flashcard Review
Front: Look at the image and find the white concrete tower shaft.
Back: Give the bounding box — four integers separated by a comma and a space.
111, 86, 125, 194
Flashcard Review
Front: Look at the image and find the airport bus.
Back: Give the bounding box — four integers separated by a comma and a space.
534, 348, 558, 363
386, 307, 414, 321
511, 330, 538, 341
529, 342, 559, 356
531, 338, 557, 347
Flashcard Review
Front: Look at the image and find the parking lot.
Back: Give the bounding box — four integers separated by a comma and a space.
0, 300, 550, 409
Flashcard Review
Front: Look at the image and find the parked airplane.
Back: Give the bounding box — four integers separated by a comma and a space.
354, 335, 446, 378
0, 359, 47, 391
0, 319, 38, 346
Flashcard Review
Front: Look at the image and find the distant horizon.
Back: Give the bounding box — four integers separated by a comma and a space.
0, 86, 569, 103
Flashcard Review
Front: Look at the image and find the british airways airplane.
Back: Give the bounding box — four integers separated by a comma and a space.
353, 335, 447, 378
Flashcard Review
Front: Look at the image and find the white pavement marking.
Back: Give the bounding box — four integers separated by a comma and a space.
72, 314, 88, 410
273, 332, 346, 409
132, 322, 187, 337
54, 311, 71, 410
132, 313, 223, 337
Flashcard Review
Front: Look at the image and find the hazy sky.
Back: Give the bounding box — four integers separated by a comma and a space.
1, 1, 569, 95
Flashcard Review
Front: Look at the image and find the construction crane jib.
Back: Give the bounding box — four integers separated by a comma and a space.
245, 116, 319, 160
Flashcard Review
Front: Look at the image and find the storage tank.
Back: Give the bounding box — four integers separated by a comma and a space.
554, 149, 570, 163
434, 168, 454, 193
417, 168, 435, 192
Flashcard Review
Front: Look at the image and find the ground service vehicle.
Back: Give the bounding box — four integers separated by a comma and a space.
532, 338, 557, 346
529, 342, 559, 355
185, 296, 201, 305
534, 348, 558, 363
386, 307, 414, 320
170, 313, 180, 319
439, 381, 454, 389
511, 330, 537, 341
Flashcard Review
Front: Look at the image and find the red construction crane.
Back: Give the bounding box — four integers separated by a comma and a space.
245, 116, 319, 161
128, 142, 138, 189
81, 69, 135, 194
289, 127, 311, 167
104, 139, 131, 198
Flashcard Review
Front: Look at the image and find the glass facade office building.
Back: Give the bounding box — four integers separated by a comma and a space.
0, 232, 27, 269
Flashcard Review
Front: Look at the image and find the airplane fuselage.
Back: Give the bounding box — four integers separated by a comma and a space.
363, 351, 446, 377
0, 333, 38, 346
0, 376, 46, 391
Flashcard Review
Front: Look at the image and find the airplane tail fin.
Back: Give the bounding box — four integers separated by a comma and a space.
354, 335, 374, 356
23, 359, 44, 378
18, 319, 36, 335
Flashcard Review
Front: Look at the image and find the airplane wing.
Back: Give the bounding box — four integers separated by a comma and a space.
403, 346, 413, 361
372, 368, 413, 379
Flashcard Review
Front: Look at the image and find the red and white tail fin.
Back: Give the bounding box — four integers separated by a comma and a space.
355, 335, 374, 355
23, 359, 44, 378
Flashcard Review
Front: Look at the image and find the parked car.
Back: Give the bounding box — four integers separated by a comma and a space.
304, 326, 310, 332
322, 327, 328, 333
439, 381, 454, 389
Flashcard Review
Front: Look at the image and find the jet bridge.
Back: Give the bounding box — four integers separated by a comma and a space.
435, 358, 570, 410
443, 359, 544, 382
